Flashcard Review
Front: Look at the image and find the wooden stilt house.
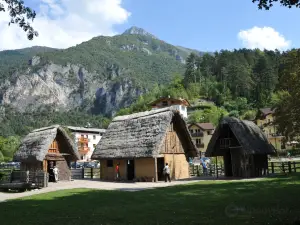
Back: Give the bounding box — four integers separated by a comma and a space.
14, 125, 79, 181
92, 108, 199, 181
205, 117, 276, 178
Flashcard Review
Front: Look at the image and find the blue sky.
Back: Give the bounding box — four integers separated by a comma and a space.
0, 0, 299, 51
114, 0, 299, 51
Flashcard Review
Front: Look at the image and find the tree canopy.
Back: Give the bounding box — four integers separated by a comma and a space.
253, 0, 300, 9
0, 0, 38, 40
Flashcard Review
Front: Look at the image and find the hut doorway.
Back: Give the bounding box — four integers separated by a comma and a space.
157, 158, 165, 181
127, 160, 135, 180
223, 150, 233, 177
47, 161, 56, 182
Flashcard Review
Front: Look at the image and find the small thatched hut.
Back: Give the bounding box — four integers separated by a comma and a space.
205, 117, 276, 178
14, 125, 79, 181
92, 108, 198, 181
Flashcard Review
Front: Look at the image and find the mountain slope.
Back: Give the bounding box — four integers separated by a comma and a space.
0, 27, 204, 116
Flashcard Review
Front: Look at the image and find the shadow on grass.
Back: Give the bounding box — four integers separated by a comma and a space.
1, 175, 300, 225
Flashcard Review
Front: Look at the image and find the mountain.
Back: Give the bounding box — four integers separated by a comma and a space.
0, 27, 204, 117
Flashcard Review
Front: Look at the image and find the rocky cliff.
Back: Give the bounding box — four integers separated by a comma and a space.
0, 27, 203, 117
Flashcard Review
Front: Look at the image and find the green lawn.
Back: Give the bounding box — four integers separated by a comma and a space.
1, 176, 300, 225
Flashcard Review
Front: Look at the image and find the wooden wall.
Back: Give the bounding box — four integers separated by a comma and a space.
160, 123, 190, 180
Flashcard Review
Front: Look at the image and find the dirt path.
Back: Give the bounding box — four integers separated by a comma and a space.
0, 179, 203, 202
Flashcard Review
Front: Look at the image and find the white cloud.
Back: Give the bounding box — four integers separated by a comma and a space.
0, 0, 131, 50
238, 26, 291, 51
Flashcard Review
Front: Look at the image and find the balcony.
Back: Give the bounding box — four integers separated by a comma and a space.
196, 143, 204, 148
78, 137, 89, 143
268, 133, 284, 138
191, 132, 204, 137
78, 147, 90, 154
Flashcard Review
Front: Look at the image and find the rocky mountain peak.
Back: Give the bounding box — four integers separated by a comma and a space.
122, 26, 157, 39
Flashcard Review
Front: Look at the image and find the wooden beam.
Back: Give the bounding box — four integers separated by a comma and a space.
154, 157, 158, 182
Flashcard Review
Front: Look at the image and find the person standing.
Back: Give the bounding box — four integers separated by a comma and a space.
116, 163, 120, 181
53, 166, 59, 182
201, 158, 208, 176
163, 163, 171, 182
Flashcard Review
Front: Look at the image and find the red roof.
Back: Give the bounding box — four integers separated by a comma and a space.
259, 108, 275, 116
188, 123, 215, 130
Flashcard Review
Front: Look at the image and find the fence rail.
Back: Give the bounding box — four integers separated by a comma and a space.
268, 161, 300, 174
71, 168, 100, 179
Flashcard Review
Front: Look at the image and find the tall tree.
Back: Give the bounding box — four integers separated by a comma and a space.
0, 0, 38, 40
253, 0, 300, 9
273, 49, 300, 139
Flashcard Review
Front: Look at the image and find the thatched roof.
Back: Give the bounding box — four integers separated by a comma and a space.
92, 108, 198, 159
14, 125, 80, 162
205, 117, 276, 157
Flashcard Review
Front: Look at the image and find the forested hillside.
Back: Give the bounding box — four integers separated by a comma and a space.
117, 48, 284, 125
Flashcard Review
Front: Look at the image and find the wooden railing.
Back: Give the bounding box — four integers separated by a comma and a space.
71, 168, 100, 179
268, 161, 300, 174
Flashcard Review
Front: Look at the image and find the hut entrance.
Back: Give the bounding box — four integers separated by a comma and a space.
127, 160, 135, 180
157, 158, 165, 181
47, 161, 56, 182
223, 150, 233, 177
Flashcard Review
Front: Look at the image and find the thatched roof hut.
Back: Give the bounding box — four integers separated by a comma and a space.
92, 108, 198, 159
14, 125, 79, 163
92, 108, 198, 181
206, 117, 276, 157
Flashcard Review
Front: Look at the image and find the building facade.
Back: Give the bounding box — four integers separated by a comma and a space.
255, 108, 285, 150
149, 97, 190, 119
188, 123, 215, 156
67, 126, 106, 161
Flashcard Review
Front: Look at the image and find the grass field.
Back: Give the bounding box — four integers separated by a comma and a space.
1, 175, 300, 225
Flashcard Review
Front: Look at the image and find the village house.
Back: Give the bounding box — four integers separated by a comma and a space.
188, 123, 215, 156
66, 126, 106, 161
149, 96, 190, 119
14, 125, 79, 181
91, 108, 198, 182
206, 117, 276, 178
255, 108, 286, 150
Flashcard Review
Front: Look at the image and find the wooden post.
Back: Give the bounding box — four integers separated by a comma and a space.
271, 162, 274, 174
293, 162, 296, 173
91, 168, 93, 179
216, 157, 218, 178
288, 161, 292, 173
154, 157, 158, 182
82, 167, 84, 179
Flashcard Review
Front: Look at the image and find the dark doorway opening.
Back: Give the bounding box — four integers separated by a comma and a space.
127, 160, 135, 180
47, 160, 56, 182
223, 150, 233, 177
157, 158, 165, 181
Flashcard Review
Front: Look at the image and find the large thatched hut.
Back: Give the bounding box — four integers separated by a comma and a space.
14, 125, 79, 181
205, 117, 276, 178
92, 108, 198, 181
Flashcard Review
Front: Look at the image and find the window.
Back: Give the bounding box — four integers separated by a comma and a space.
208, 131, 212, 135
107, 160, 113, 167
196, 139, 201, 144
190, 129, 194, 134
93, 135, 96, 140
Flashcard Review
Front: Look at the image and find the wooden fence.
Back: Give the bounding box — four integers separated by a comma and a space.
268, 161, 300, 174
190, 161, 300, 177
71, 168, 101, 179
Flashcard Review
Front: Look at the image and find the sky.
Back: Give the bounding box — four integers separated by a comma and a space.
0, 0, 299, 51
